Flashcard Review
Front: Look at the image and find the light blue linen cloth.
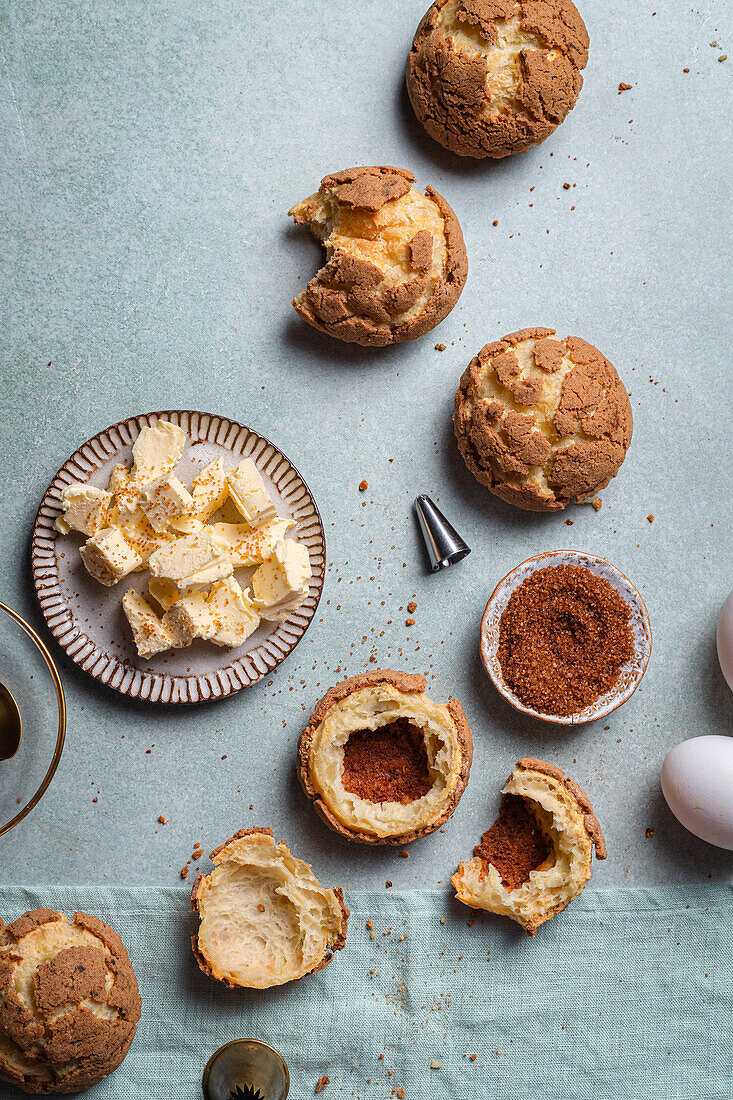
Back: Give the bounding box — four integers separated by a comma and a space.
0, 884, 730, 1099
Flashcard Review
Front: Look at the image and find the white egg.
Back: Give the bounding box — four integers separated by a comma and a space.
661, 736, 733, 850
717, 588, 733, 693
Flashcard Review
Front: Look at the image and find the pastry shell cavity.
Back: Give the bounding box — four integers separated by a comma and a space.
406, 0, 589, 159
453, 328, 632, 511
0, 909, 141, 1094
298, 670, 473, 844
452, 757, 606, 935
289, 166, 467, 346
190, 827, 348, 990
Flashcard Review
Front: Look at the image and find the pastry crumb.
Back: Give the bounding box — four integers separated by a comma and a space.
618, 82, 632, 92
405, 617, 415, 626
430, 1060, 442, 1069
158, 815, 168, 824
592, 497, 602, 511
407, 601, 417, 613
435, 343, 446, 351
359, 480, 368, 491
315, 1075, 330, 1092
180, 866, 189, 879
469, 1053, 477, 1061
399, 850, 410, 858
645, 827, 655, 838
647, 514, 654, 523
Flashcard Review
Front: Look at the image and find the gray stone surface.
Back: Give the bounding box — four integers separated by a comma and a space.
1, 0, 731, 893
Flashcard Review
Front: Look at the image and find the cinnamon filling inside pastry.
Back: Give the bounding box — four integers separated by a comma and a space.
475, 794, 552, 891
341, 718, 431, 804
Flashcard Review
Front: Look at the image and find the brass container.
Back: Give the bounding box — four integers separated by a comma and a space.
202, 1039, 289, 1100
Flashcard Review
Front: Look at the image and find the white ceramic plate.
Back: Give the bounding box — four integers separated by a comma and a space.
31, 411, 325, 704
480, 550, 652, 725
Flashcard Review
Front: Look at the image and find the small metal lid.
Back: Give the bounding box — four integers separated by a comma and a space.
415, 495, 471, 572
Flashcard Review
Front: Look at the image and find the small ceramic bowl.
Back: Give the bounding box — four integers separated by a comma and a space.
480, 550, 652, 726
0, 603, 66, 836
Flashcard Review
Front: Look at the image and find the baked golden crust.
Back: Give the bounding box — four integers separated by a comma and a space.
406, 0, 589, 158
298, 670, 473, 844
191, 827, 348, 990
452, 757, 605, 934
0, 909, 141, 1094
289, 167, 467, 346
454, 328, 632, 511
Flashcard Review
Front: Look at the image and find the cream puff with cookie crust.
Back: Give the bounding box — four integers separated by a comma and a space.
0, 909, 141, 1094
406, 0, 589, 159
298, 670, 473, 844
452, 757, 606, 935
454, 328, 632, 511
289, 166, 467, 346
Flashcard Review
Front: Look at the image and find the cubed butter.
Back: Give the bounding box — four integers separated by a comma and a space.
140, 476, 195, 533
225, 458, 277, 527
251, 539, 311, 621
191, 457, 228, 522
162, 590, 217, 647
118, 517, 176, 564
122, 590, 176, 658
55, 484, 111, 536
207, 577, 260, 647
147, 530, 233, 588
108, 464, 131, 495
116, 420, 186, 517
210, 517, 293, 568
80, 528, 144, 586
148, 577, 202, 612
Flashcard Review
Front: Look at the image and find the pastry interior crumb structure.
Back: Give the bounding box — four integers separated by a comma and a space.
452, 758, 606, 934
191, 827, 348, 990
0, 909, 141, 1094
297, 670, 473, 844
406, 0, 589, 158
289, 166, 467, 346
454, 328, 632, 511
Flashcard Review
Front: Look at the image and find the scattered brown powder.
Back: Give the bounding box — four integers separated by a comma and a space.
497, 564, 634, 716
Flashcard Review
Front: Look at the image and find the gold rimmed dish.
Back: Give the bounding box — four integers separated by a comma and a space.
0, 602, 66, 837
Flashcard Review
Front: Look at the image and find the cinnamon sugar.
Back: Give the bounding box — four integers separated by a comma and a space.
497, 565, 634, 716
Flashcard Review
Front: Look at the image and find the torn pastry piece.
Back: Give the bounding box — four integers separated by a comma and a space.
298, 670, 473, 844
139, 476, 194, 533
191, 827, 348, 989
452, 757, 606, 935
122, 590, 176, 658
147, 529, 233, 590
207, 577, 260, 647
225, 459, 277, 528
54, 484, 111, 536
289, 166, 467, 346
453, 328, 632, 511
80, 528, 144, 586
162, 590, 217, 647
251, 540, 311, 621
0, 908, 141, 1094
406, 0, 589, 159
